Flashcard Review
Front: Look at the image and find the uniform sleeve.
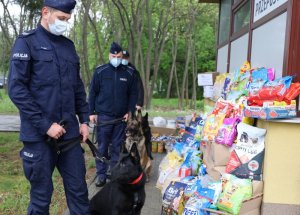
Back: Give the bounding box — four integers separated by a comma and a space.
135, 70, 144, 107
88, 70, 100, 115
74, 62, 90, 124
128, 72, 138, 113
8, 37, 52, 135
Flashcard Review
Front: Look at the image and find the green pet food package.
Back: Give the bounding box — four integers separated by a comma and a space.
216, 175, 252, 215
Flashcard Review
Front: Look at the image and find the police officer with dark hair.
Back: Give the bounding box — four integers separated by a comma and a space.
89, 42, 138, 187
122, 50, 144, 110
8, 0, 90, 214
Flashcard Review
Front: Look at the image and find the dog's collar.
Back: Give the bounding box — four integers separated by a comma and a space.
129, 172, 144, 185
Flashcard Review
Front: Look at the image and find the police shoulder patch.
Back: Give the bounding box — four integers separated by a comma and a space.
12, 52, 30, 61
19, 29, 36, 38
96, 64, 110, 74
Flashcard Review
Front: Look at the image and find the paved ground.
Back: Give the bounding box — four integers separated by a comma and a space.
0, 114, 20, 131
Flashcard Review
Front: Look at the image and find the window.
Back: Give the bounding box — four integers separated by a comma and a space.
218, 0, 231, 44
251, 12, 287, 78
229, 33, 249, 71
234, 0, 250, 33
217, 45, 229, 73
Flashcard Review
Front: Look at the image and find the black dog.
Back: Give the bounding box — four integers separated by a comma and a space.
90, 142, 146, 215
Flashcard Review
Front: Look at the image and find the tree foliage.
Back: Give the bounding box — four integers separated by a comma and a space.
0, 0, 218, 109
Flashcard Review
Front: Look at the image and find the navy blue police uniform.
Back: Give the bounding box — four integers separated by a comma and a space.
89, 45, 138, 184
8, 1, 90, 214
122, 50, 144, 107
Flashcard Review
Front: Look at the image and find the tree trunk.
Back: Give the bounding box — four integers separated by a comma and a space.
81, 1, 91, 85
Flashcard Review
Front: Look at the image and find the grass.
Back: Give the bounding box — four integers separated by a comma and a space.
0, 90, 18, 114
0, 132, 95, 215
146, 98, 204, 118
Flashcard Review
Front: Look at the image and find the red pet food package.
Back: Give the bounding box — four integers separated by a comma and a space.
225, 123, 267, 180
249, 76, 293, 102
284, 82, 300, 101
161, 181, 188, 215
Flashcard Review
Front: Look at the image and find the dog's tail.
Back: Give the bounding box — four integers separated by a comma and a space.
145, 132, 153, 160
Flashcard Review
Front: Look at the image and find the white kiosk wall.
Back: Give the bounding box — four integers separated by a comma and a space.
217, 44, 228, 73
251, 12, 287, 78
229, 33, 249, 72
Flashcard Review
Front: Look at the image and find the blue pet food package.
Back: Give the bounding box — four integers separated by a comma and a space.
178, 179, 202, 214
161, 181, 188, 215
183, 187, 215, 215
225, 123, 266, 180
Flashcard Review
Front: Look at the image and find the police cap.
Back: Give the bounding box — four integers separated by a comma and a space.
110, 42, 122, 54
44, 0, 76, 14
122, 50, 130, 57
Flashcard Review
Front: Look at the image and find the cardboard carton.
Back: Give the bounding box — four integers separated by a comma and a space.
244, 104, 296, 120
212, 142, 233, 166
150, 126, 176, 136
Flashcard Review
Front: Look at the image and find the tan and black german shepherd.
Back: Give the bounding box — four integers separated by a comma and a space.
125, 110, 152, 181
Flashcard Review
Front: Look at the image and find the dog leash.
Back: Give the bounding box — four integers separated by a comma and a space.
89, 117, 126, 145
84, 137, 109, 164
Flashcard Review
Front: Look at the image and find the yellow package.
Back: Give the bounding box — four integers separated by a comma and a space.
240, 61, 251, 73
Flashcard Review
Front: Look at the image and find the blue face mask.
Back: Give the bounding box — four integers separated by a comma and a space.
110, 58, 122, 67
122, 59, 129, 66
49, 19, 68, 36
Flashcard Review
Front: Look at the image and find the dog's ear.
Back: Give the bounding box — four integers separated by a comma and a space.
121, 143, 128, 154
144, 112, 148, 121
130, 142, 140, 163
137, 109, 142, 122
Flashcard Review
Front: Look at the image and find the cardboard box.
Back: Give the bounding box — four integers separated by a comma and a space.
211, 142, 232, 166
150, 126, 176, 136
244, 104, 296, 120
198, 72, 219, 86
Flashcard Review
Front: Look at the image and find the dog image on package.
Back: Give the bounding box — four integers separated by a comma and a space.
225, 123, 267, 180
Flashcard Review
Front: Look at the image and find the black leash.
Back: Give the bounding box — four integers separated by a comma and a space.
84, 138, 109, 164
95, 117, 126, 127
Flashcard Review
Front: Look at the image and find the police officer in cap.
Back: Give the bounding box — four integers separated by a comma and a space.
122, 50, 144, 109
8, 0, 90, 214
89, 42, 138, 187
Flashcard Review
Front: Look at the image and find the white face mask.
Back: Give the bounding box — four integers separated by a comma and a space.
49, 19, 68, 36
122, 59, 129, 66
110, 58, 122, 67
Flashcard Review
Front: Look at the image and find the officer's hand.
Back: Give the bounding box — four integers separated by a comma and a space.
47, 123, 66, 139
80, 124, 89, 142
89, 115, 97, 124
123, 113, 129, 122
136, 105, 142, 110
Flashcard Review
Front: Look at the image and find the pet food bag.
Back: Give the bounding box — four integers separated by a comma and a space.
225, 123, 267, 180
216, 175, 252, 215
183, 187, 215, 215
161, 181, 187, 215
178, 179, 202, 214
202, 114, 226, 142
215, 118, 240, 147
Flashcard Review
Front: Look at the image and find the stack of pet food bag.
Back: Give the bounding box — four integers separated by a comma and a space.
157, 62, 300, 215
